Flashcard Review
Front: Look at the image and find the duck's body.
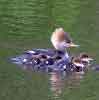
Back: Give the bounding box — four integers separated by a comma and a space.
11, 48, 93, 73
11, 48, 74, 72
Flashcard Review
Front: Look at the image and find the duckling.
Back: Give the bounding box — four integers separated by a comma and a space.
72, 57, 85, 74
79, 53, 93, 66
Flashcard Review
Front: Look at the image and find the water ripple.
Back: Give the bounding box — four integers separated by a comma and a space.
49, 71, 84, 99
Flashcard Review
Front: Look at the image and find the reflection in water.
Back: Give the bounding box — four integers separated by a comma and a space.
66, 72, 84, 88
49, 71, 84, 99
49, 72, 65, 98
19, 65, 85, 99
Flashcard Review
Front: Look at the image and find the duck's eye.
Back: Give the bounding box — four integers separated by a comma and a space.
66, 41, 71, 43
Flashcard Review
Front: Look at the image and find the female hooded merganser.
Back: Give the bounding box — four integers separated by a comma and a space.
51, 28, 79, 59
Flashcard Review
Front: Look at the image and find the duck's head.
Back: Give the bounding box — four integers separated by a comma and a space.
72, 58, 85, 73
72, 57, 85, 73
51, 28, 79, 50
79, 53, 93, 65
52, 28, 65, 42
51, 28, 66, 50
72, 58, 84, 68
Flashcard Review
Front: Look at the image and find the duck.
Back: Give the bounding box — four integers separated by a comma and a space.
23, 28, 78, 60
79, 53, 93, 65
10, 28, 82, 72
71, 53, 93, 73
71, 57, 85, 74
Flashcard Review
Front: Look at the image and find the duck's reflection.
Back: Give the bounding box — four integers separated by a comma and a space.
49, 71, 84, 98
49, 71, 65, 98
66, 72, 84, 88
21, 64, 84, 98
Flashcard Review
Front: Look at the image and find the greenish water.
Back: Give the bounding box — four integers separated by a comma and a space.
0, 0, 99, 100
